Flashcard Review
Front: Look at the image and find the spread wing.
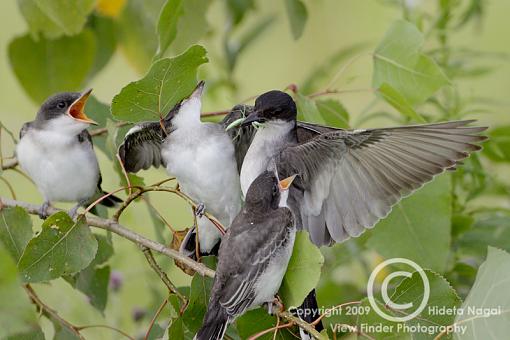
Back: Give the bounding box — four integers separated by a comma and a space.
275, 120, 487, 246
118, 121, 169, 173
211, 209, 294, 318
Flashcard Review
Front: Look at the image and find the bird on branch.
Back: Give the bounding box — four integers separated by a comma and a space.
16, 89, 121, 219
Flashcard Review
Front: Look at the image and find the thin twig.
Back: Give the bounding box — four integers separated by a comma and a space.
248, 322, 293, 340
142, 247, 187, 304
24, 284, 84, 339
77, 324, 134, 340
144, 297, 168, 340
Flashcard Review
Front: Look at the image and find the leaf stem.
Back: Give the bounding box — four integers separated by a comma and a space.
77, 324, 134, 340
144, 297, 168, 340
142, 246, 188, 304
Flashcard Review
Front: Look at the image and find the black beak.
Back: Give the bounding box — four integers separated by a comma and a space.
241, 111, 265, 127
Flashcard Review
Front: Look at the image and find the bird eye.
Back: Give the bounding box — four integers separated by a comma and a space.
272, 184, 278, 195
57, 102, 67, 109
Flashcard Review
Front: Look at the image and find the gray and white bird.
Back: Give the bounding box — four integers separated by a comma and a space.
16, 89, 121, 218
119, 82, 243, 255
195, 171, 297, 340
239, 90, 488, 246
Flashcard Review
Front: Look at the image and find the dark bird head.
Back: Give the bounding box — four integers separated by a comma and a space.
164, 81, 204, 128
245, 170, 297, 211
241, 90, 297, 127
36, 89, 97, 132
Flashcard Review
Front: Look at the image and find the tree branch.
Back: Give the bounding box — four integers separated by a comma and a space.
2, 196, 322, 339
0, 196, 215, 278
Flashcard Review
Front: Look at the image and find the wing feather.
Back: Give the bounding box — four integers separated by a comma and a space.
118, 121, 168, 173
276, 120, 487, 245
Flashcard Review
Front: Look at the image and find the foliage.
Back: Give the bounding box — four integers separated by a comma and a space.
0, 0, 508, 339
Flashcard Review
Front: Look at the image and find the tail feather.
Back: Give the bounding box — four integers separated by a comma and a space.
98, 192, 123, 207
295, 289, 323, 339
195, 304, 229, 340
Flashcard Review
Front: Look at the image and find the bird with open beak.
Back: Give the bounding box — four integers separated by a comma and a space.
119, 81, 244, 257
16, 89, 121, 218
195, 171, 297, 340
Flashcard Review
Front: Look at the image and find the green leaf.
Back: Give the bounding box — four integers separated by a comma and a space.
315, 99, 350, 128
0, 207, 33, 262
168, 0, 211, 55
356, 270, 461, 339
52, 318, 81, 340
373, 20, 449, 105
279, 231, 324, 308
0, 244, 38, 338
9, 31, 96, 103
65, 234, 113, 313
116, 0, 166, 73
18, 0, 64, 39
156, 0, 184, 59
237, 309, 295, 339
458, 213, 510, 259
181, 271, 214, 333
4, 326, 45, 340
367, 174, 452, 273
111, 45, 208, 122
18, 212, 98, 282
284, 0, 308, 40
454, 247, 510, 339
226, 0, 255, 26
18, 0, 95, 38
84, 96, 112, 158
69, 265, 111, 313
296, 93, 326, 125
165, 317, 195, 340
376, 83, 426, 122
392, 271, 461, 339
482, 126, 510, 162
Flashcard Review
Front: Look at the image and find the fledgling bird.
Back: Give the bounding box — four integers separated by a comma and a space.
16, 89, 122, 218
119, 82, 243, 256
195, 171, 297, 340
239, 90, 488, 245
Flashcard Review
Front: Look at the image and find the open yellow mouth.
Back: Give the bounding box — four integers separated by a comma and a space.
68, 88, 97, 125
278, 174, 297, 191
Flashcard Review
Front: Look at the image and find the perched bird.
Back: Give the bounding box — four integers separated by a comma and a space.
119, 82, 243, 256
195, 171, 297, 340
16, 89, 121, 218
239, 90, 488, 246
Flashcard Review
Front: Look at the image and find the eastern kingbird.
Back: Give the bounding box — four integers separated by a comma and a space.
119, 82, 243, 255
239, 90, 487, 245
195, 171, 297, 340
16, 90, 121, 218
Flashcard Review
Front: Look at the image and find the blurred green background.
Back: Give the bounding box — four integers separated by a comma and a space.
1, 0, 509, 339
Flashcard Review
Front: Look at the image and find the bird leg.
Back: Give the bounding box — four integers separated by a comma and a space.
38, 200, 51, 219
266, 295, 285, 315
68, 199, 88, 219
195, 202, 206, 218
